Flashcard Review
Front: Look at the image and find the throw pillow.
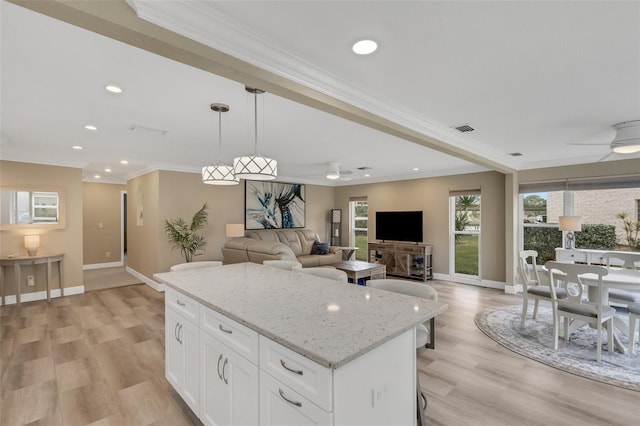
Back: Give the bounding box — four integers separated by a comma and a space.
311, 241, 330, 255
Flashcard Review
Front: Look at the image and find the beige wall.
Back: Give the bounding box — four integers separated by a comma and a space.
0, 160, 83, 295
335, 171, 506, 282
127, 170, 336, 280
83, 182, 126, 265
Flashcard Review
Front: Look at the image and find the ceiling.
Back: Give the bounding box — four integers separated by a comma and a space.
2, 1, 639, 186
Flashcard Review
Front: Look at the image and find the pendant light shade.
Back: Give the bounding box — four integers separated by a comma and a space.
202, 103, 239, 185
233, 87, 277, 180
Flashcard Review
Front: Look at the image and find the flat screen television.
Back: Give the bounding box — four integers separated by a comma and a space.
375, 211, 423, 243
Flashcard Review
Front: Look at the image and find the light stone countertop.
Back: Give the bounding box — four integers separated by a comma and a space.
154, 262, 448, 369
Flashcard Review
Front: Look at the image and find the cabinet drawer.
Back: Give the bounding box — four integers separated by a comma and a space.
200, 305, 259, 365
259, 336, 332, 412
259, 370, 333, 425
165, 288, 199, 324
557, 250, 587, 263
397, 246, 422, 254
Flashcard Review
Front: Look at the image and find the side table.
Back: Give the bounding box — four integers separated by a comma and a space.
0, 253, 64, 306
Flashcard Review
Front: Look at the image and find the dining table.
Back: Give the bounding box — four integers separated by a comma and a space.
572, 268, 640, 354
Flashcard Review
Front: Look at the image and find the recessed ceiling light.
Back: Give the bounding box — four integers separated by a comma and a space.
84, 125, 97, 131
105, 168, 112, 173
72, 145, 83, 150
413, 167, 419, 171
120, 160, 128, 165
94, 174, 101, 179
105, 84, 122, 94
352, 39, 377, 55
364, 174, 371, 177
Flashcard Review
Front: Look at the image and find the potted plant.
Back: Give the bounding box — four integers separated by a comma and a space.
164, 203, 209, 263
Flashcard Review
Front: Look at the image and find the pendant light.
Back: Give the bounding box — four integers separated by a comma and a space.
233, 87, 277, 180
202, 103, 239, 185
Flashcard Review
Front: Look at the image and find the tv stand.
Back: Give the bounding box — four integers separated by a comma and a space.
368, 241, 433, 281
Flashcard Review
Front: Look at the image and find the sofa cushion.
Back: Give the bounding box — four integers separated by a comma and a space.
311, 241, 330, 255
275, 230, 304, 256
296, 229, 320, 255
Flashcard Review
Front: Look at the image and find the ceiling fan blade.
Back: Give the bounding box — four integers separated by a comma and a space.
599, 152, 614, 161
567, 142, 610, 146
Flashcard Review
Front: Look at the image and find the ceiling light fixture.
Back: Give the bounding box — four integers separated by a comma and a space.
233, 87, 277, 180
105, 84, 122, 93
94, 174, 101, 179
105, 168, 112, 173
326, 162, 340, 180
84, 125, 97, 131
352, 39, 378, 55
72, 145, 82, 150
413, 167, 419, 171
120, 160, 128, 164
202, 103, 239, 185
611, 120, 640, 154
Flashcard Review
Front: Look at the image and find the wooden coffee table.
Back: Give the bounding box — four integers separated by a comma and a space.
331, 260, 386, 285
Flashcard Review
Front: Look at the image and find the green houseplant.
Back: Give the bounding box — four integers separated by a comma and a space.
164, 203, 209, 263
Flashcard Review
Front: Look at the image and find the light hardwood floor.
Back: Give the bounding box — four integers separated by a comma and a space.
0, 281, 637, 425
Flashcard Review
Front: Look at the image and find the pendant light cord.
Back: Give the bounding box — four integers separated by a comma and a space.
218, 109, 222, 159
253, 90, 258, 155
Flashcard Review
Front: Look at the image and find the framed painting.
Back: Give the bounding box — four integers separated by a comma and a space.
245, 181, 305, 229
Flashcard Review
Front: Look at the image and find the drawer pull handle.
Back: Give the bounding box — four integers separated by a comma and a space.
217, 354, 223, 380
280, 359, 303, 375
222, 358, 229, 384
278, 388, 302, 407
219, 324, 233, 334
176, 300, 186, 307
174, 323, 180, 342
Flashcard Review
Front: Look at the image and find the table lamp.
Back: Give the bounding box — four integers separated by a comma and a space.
226, 223, 244, 238
558, 216, 582, 249
24, 235, 40, 256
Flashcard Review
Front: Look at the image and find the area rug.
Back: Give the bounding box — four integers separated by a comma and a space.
475, 305, 640, 391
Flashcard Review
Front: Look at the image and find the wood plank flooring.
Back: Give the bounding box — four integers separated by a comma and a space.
1, 280, 637, 425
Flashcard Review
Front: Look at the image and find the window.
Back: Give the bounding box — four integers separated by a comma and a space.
349, 199, 368, 261
450, 193, 480, 278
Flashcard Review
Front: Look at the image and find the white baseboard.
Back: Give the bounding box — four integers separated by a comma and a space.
0, 285, 85, 305
126, 266, 165, 292
432, 273, 506, 290
83, 261, 124, 270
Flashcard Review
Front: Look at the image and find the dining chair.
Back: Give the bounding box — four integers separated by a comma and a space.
602, 252, 640, 306
169, 261, 222, 271
295, 266, 348, 282
628, 302, 640, 354
262, 260, 302, 270
366, 278, 438, 426
519, 250, 567, 326
545, 261, 614, 362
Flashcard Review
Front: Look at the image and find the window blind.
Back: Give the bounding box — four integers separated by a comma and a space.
519, 175, 640, 193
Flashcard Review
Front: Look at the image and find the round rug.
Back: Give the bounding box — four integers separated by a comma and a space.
474, 305, 640, 391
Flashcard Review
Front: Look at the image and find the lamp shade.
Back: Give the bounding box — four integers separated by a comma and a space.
233, 155, 277, 180
226, 223, 245, 238
558, 216, 582, 232
24, 235, 40, 256
202, 164, 239, 185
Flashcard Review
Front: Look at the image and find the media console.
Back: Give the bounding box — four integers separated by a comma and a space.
368, 241, 433, 281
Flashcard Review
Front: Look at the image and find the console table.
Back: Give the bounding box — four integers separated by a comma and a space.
368, 242, 433, 281
0, 253, 64, 306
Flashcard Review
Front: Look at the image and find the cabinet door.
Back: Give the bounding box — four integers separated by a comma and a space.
200, 332, 259, 426
181, 318, 200, 415
165, 307, 182, 390
260, 371, 332, 426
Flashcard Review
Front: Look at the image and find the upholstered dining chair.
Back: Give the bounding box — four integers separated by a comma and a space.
602, 252, 640, 306
519, 250, 567, 326
262, 260, 302, 270
366, 278, 438, 426
169, 261, 222, 271
628, 302, 640, 354
545, 261, 614, 362
295, 266, 348, 282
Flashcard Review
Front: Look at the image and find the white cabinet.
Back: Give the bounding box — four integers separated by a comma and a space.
200, 331, 259, 426
165, 289, 200, 415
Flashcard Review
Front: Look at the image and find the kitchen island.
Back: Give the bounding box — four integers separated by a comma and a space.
154, 262, 447, 425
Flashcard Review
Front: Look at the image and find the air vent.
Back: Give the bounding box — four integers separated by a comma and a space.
356, 166, 372, 170
509, 152, 523, 157
454, 124, 475, 133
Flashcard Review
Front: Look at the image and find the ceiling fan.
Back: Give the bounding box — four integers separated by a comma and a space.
568, 120, 640, 161
325, 162, 354, 181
